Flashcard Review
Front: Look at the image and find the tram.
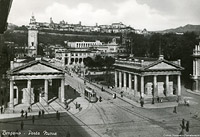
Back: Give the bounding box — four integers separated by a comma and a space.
84, 86, 97, 103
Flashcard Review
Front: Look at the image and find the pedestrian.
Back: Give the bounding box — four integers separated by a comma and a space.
56, 111, 59, 120
173, 106, 177, 113
182, 119, 185, 129
99, 96, 102, 102
21, 109, 24, 117
58, 112, 60, 120
38, 110, 41, 118
42, 110, 45, 117
152, 97, 154, 104
0, 106, 3, 114
25, 111, 27, 119
120, 91, 123, 97
20, 121, 24, 130
140, 97, 144, 107
28, 106, 31, 112
157, 96, 160, 103
186, 121, 189, 132
32, 116, 35, 124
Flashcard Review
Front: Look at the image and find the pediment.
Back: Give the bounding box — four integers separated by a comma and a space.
148, 62, 177, 70
17, 63, 61, 73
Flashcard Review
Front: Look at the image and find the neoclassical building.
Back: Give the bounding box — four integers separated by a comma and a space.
191, 42, 200, 92
114, 55, 184, 102
8, 57, 65, 108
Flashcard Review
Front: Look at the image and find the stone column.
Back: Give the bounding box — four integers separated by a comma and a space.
166, 75, 169, 96
129, 73, 132, 89
9, 80, 14, 108
134, 75, 137, 96
27, 80, 32, 106
124, 72, 127, 88
177, 75, 181, 96
44, 79, 48, 105
193, 60, 196, 76
60, 78, 65, 103
141, 76, 144, 97
119, 71, 122, 88
115, 71, 118, 88
196, 60, 198, 76
153, 75, 157, 97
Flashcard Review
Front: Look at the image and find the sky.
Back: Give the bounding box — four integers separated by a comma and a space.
7, 0, 200, 31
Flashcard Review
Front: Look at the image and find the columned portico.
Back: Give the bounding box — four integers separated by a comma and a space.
8, 59, 66, 108
114, 55, 184, 104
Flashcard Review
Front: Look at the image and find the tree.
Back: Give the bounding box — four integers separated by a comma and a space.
83, 57, 94, 69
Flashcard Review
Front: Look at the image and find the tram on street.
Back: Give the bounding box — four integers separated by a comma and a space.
84, 86, 97, 103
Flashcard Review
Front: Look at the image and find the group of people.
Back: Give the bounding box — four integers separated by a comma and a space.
20, 109, 28, 118
38, 109, 45, 118
179, 119, 190, 135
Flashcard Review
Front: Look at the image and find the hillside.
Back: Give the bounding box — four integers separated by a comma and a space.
156, 24, 200, 34
4, 26, 121, 46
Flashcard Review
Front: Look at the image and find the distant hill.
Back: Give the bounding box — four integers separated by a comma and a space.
156, 24, 200, 35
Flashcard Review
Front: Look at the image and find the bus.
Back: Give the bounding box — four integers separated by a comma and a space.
84, 86, 97, 103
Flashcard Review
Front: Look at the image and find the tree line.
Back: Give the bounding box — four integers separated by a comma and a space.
126, 32, 199, 84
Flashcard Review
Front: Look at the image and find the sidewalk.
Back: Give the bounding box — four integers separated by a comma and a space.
88, 80, 178, 109
186, 89, 200, 96
0, 97, 89, 120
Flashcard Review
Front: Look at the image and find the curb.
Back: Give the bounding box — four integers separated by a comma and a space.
186, 89, 200, 96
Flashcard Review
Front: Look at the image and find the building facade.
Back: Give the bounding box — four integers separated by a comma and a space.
8, 58, 66, 108
114, 55, 184, 103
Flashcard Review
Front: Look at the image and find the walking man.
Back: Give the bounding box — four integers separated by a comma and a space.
0, 106, 3, 114
42, 110, 45, 118
21, 109, 24, 117
38, 110, 41, 118
20, 121, 24, 130
25, 111, 28, 119
32, 116, 35, 124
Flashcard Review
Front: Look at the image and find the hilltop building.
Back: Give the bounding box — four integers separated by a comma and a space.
27, 15, 136, 34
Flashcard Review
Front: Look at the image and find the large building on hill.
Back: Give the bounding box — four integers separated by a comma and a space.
27, 15, 136, 34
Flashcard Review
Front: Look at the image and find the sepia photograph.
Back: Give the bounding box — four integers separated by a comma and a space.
0, 0, 200, 136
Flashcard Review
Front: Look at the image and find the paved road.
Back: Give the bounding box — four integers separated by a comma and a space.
0, 73, 200, 137
65, 73, 200, 137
